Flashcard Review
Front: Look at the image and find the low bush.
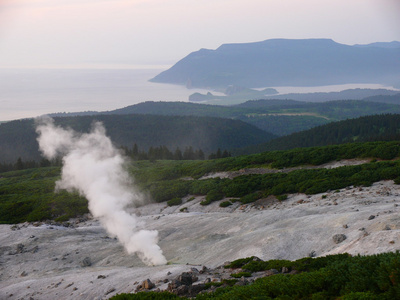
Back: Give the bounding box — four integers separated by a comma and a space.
239, 191, 263, 204
219, 200, 232, 207
0, 167, 88, 224
110, 252, 400, 299
224, 256, 260, 269
231, 271, 252, 278
167, 197, 182, 206
111, 291, 181, 300
205, 189, 224, 203
276, 194, 288, 201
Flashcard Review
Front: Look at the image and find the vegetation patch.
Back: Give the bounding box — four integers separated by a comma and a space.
167, 197, 183, 206
219, 200, 232, 208
276, 194, 288, 201
230, 271, 252, 278
3, 141, 400, 223
144, 159, 400, 205
111, 252, 400, 299
0, 167, 88, 224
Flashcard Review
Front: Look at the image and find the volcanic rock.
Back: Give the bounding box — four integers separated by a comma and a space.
80, 257, 92, 267
332, 234, 347, 244
142, 279, 155, 290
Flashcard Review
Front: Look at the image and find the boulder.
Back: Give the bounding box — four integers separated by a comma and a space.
167, 279, 182, 291
332, 234, 347, 244
188, 284, 206, 296
142, 279, 155, 290
175, 285, 188, 296
80, 257, 92, 267
177, 272, 197, 285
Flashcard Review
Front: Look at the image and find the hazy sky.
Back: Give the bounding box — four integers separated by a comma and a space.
0, 0, 399, 67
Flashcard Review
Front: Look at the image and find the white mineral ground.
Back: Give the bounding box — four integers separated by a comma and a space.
1, 160, 400, 299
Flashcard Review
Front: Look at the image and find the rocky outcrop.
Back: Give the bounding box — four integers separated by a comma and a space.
132, 260, 301, 298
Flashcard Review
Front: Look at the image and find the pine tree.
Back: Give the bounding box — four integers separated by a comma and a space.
174, 147, 183, 160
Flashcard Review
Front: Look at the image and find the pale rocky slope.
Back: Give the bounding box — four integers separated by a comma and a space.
1, 175, 400, 299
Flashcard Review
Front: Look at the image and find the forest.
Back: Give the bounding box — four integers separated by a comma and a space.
0, 114, 272, 164
106, 99, 400, 136
2, 99, 400, 166
241, 113, 400, 154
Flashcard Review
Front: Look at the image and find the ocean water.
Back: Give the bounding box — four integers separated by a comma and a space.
0, 67, 212, 122
1, 66, 398, 122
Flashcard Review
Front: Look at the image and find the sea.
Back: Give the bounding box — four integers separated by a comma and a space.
0, 65, 213, 122
0, 65, 397, 122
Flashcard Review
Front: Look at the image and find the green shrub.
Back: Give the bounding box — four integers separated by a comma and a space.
149, 180, 189, 203
231, 271, 252, 278
239, 191, 263, 204
219, 200, 232, 207
205, 282, 223, 289
206, 189, 224, 202
222, 279, 238, 286
243, 259, 292, 272
200, 198, 211, 206
340, 291, 381, 300
0, 167, 89, 224
111, 291, 180, 300
224, 256, 261, 269
112, 252, 400, 300
276, 194, 288, 201
167, 197, 182, 206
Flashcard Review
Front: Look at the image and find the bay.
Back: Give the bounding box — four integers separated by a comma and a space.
0, 66, 211, 122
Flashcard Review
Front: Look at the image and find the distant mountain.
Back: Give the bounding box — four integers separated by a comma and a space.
361, 93, 400, 105
150, 39, 400, 89
237, 114, 400, 155
105, 99, 400, 136
354, 41, 400, 49
0, 114, 275, 164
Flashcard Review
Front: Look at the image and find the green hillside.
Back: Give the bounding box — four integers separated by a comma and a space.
107, 100, 400, 136
2, 140, 400, 224
0, 114, 275, 164
239, 114, 400, 155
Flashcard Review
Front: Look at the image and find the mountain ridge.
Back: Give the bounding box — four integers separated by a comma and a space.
150, 38, 400, 89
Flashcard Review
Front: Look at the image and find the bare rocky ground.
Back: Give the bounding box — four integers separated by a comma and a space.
2, 161, 400, 299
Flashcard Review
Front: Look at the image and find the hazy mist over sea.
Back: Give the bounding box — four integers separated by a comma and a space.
1, 66, 397, 122
0, 67, 213, 121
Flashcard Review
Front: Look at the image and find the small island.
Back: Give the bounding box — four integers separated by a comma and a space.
189, 85, 278, 105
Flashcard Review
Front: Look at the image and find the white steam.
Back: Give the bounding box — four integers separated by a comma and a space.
35, 116, 167, 266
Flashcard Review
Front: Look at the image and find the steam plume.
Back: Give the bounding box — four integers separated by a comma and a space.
36, 116, 167, 266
